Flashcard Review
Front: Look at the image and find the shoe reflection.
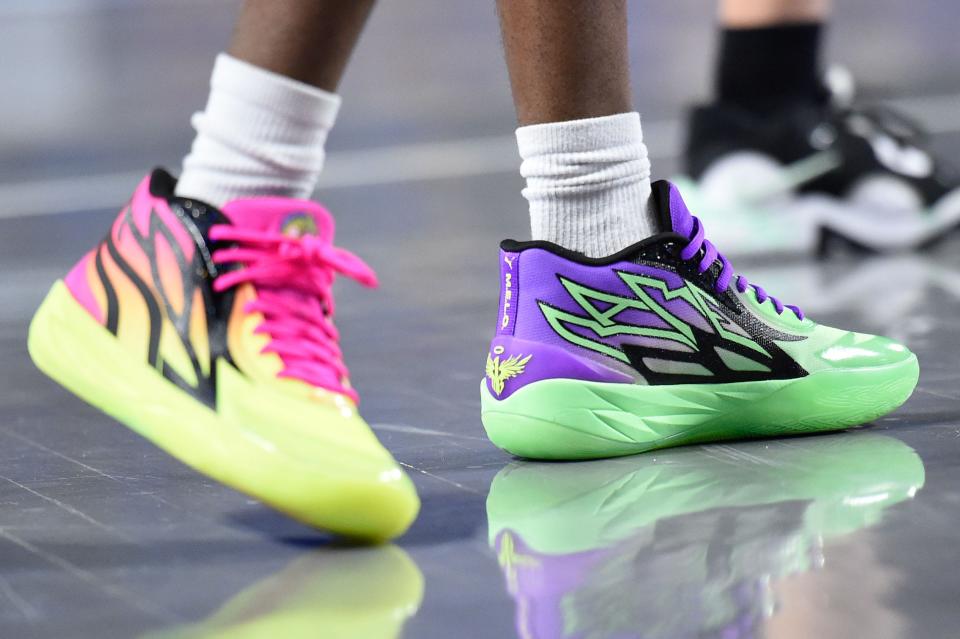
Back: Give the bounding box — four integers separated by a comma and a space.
487, 433, 924, 639
144, 545, 423, 639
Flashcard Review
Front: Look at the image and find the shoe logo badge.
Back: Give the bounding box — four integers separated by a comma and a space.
486, 346, 532, 396
503, 254, 516, 269
280, 212, 318, 238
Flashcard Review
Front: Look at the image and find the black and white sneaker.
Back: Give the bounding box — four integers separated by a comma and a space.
677, 79, 960, 255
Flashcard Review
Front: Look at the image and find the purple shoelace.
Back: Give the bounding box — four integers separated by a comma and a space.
679, 215, 804, 321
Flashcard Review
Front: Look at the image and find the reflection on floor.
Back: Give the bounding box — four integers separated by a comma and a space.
488, 434, 923, 639
145, 546, 423, 639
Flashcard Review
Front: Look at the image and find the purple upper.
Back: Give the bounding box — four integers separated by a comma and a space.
484, 182, 801, 399
487, 246, 712, 398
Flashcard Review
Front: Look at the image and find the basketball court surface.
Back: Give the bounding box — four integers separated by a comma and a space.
1, 1, 959, 637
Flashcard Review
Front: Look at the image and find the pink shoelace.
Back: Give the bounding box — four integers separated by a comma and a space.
209, 225, 378, 403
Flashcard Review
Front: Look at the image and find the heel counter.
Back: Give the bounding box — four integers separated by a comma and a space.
486, 248, 526, 399
485, 248, 631, 399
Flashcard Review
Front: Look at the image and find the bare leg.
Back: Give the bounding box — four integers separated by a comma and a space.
720, 0, 831, 28
229, 0, 377, 92
495, 0, 632, 126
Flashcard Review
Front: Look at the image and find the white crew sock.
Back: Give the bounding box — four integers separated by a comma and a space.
516, 112, 656, 257
176, 53, 341, 207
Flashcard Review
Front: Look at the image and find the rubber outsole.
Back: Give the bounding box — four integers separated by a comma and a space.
28, 281, 419, 541
480, 358, 920, 460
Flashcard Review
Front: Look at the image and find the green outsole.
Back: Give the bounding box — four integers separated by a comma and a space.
480, 358, 919, 460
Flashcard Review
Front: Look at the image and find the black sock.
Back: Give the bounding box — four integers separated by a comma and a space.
715, 22, 825, 113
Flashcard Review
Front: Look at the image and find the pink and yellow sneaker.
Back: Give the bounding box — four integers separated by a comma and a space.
28, 169, 419, 541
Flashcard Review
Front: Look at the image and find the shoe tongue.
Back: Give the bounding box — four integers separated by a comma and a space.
650, 180, 694, 238
220, 197, 335, 243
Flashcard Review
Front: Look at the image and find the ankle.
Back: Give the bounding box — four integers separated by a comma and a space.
516, 112, 656, 258
176, 53, 341, 208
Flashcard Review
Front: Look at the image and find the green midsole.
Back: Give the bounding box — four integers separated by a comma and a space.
480, 359, 919, 460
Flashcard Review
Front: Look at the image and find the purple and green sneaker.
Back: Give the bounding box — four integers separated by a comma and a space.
481, 180, 919, 460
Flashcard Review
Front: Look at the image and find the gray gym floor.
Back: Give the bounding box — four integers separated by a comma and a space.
1, 1, 959, 637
